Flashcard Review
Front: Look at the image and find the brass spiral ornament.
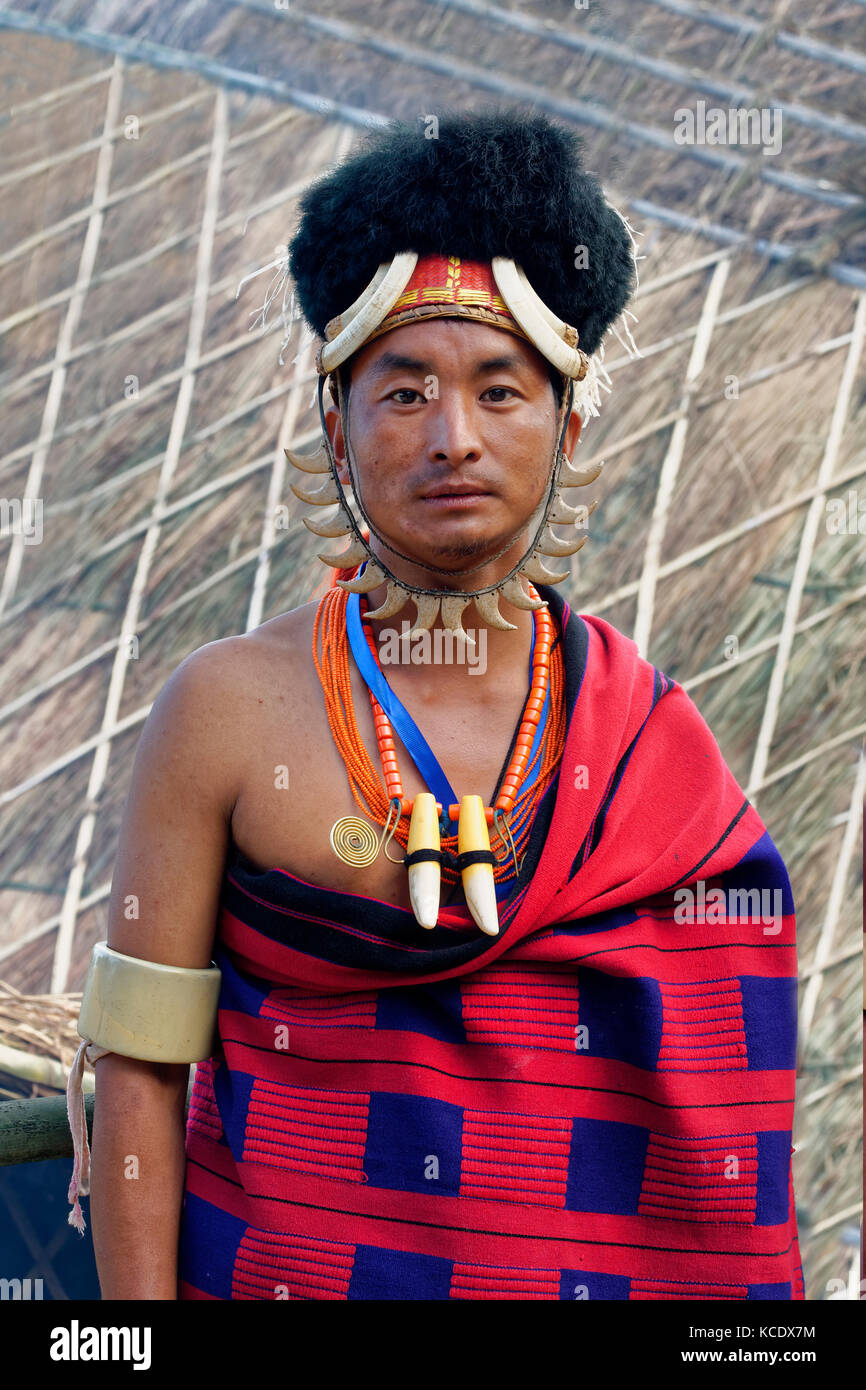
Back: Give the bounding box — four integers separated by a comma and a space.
330, 816, 381, 866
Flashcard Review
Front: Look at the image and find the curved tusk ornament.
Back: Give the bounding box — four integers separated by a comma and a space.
472, 589, 518, 631
458, 796, 499, 936
284, 442, 332, 474
364, 579, 414, 621
335, 558, 388, 591
440, 594, 476, 647
491, 258, 588, 381
301, 504, 355, 538
520, 552, 571, 585
291, 473, 340, 506
537, 524, 587, 557
407, 792, 441, 930
324, 262, 391, 340
546, 495, 585, 525
322, 539, 377, 571
499, 575, 547, 612
559, 456, 604, 488
319, 252, 419, 374
407, 593, 441, 636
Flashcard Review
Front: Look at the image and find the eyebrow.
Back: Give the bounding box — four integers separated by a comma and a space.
366, 350, 527, 380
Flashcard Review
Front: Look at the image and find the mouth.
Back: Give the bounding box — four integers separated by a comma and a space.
421, 484, 492, 506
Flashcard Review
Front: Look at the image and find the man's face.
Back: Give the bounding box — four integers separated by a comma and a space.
323, 318, 582, 577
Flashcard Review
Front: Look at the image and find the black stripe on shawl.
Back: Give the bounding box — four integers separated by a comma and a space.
186, 1156, 799, 1260
667, 797, 751, 889
567, 664, 672, 882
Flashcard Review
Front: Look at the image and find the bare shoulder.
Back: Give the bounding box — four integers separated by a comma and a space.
165, 599, 324, 758
177, 598, 321, 688
168, 597, 345, 879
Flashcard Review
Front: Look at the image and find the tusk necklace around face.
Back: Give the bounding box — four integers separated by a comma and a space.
312, 580, 566, 937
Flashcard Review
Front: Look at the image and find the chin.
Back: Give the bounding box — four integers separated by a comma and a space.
368, 503, 532, 572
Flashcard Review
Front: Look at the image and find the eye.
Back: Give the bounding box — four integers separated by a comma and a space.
482, 386, 515, 401
389, 388, 423, 404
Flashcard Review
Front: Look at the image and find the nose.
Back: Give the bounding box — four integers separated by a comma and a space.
425, 388, 482, 467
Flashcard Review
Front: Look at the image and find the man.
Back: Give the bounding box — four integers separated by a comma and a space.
67, 110, 803, 1300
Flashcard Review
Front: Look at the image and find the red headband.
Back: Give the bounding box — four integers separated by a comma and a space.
359, 254, 533, 348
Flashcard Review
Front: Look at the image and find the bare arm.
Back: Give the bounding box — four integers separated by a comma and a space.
89, 644, 241, 1300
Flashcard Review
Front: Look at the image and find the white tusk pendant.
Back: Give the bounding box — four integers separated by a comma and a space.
537, 524, 588, 558
440, 594, 476, 648
407, 592, 441, 636
546, 494, 585, 525
334, 558, 387, 590
406, 792, 441, 930
322, 539, 374, 571
458, 795, 499, 936
284, 442, 331, 474
500, 574, 547, 612
290, 472, 340, 506
520, 551, 570, 585
472, 589, 518, 631
559, 456, 604, 488
301, 504, 355, 538
365, 580, 412, 621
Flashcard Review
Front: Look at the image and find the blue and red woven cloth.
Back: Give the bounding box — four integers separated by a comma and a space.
178, 585, 804, 1300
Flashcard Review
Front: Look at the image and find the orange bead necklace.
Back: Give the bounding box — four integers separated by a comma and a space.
359, 593, 555, 826
312, 582, 566, 888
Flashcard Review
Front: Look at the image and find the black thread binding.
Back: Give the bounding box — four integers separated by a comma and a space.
403, 848, 444, 868
453, 850, 498, 870
403, 847, 499, 871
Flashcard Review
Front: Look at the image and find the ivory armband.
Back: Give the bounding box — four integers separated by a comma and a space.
77, 941, 221, 1063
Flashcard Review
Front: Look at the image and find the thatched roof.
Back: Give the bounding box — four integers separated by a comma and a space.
0, 0, 862, 1299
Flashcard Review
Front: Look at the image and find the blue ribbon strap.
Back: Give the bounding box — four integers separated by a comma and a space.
345, 584, 548, 827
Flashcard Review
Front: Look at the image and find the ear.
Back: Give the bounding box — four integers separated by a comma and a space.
323, 397, 351, 488
563, 407, 583, 460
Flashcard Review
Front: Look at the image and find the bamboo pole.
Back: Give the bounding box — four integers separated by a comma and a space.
0, 1097, 94, 1165
0, 1040, 92, 1094
0, 1082, 194, 1166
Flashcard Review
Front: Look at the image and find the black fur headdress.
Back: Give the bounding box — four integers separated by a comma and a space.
289, 108, 636, 357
